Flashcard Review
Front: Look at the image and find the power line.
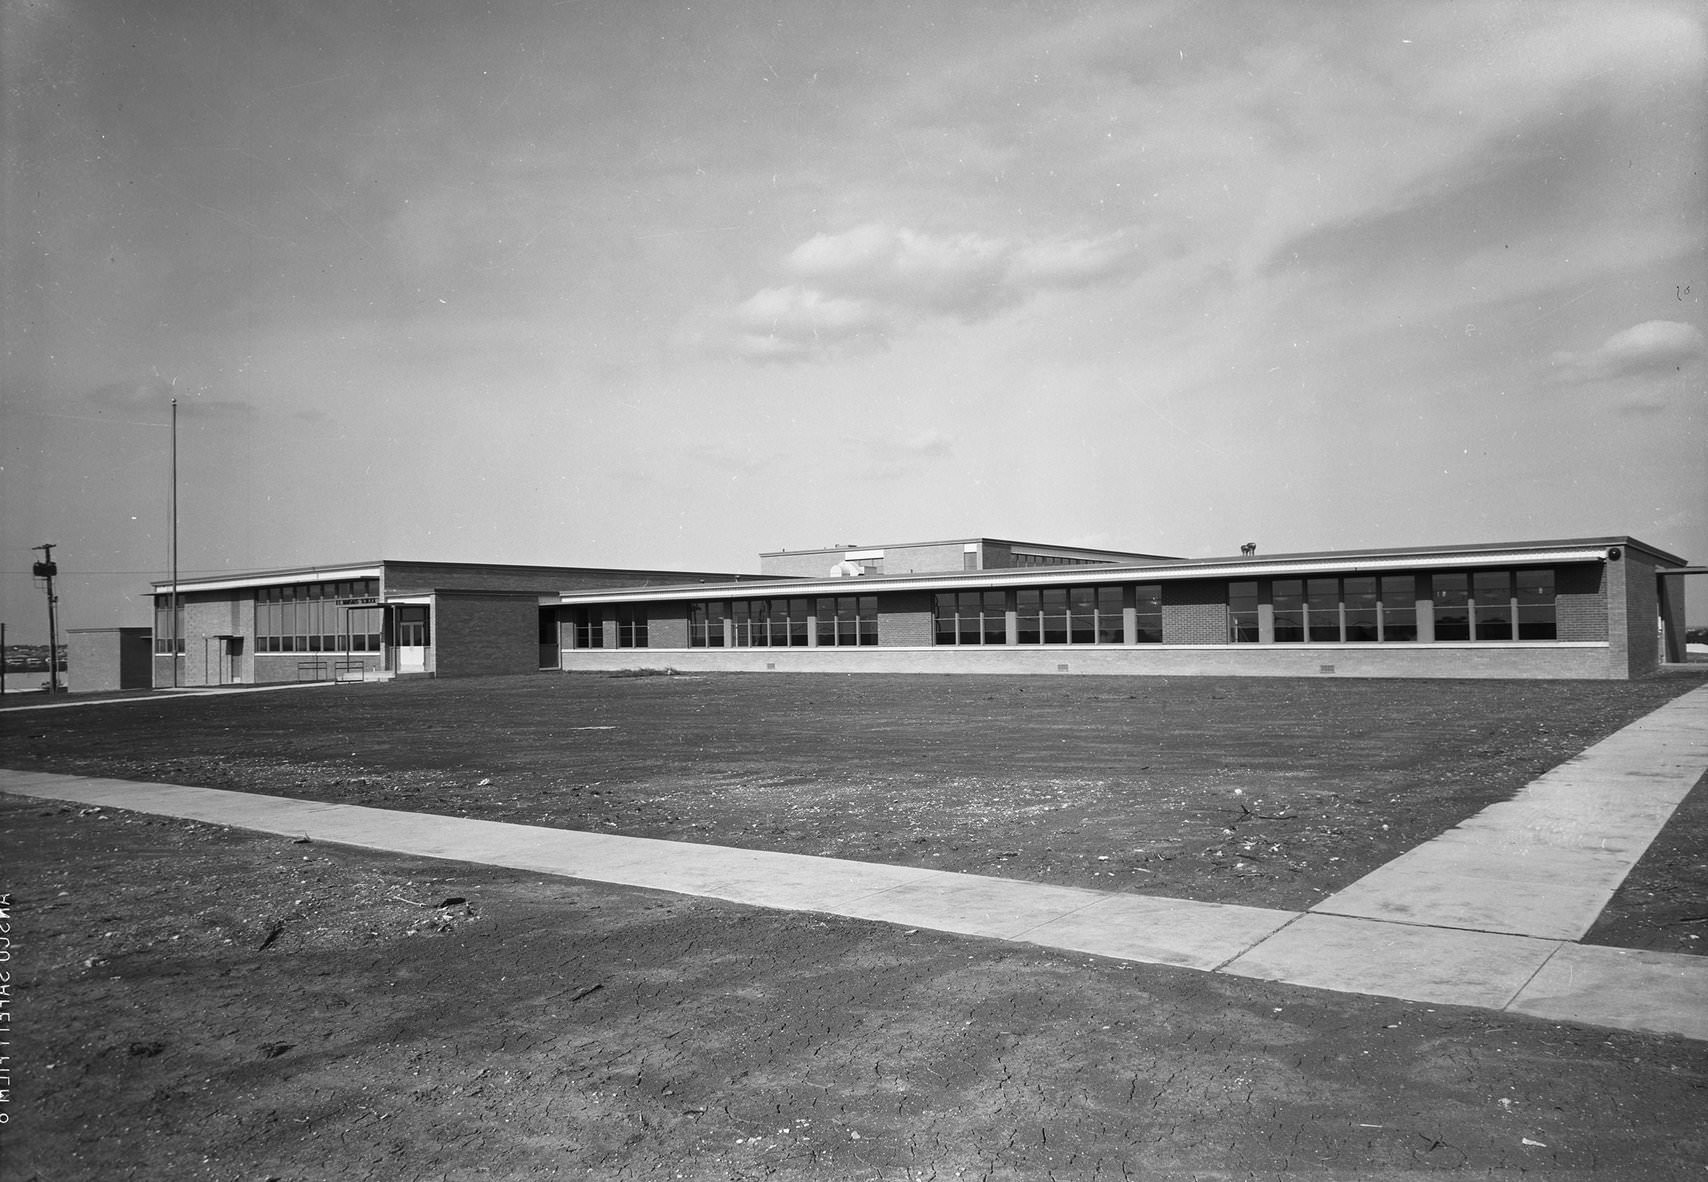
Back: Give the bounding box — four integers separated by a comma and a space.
0, 569, 230, 576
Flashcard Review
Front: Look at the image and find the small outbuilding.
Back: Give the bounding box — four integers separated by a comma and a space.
67, 627, 154, 693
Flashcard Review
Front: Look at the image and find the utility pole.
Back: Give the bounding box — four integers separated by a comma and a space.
32, 543, 60, 695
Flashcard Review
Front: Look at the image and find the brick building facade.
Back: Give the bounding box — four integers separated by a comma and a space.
147, 536, 1697, 687
555, 536, 1698, 681
150, 559, 765, 688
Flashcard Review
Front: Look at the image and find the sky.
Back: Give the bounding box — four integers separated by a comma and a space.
2, 0, 1704, 638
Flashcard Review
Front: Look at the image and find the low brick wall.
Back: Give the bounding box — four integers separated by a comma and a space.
560, 642, 1616, 679
253, 654, 386, 683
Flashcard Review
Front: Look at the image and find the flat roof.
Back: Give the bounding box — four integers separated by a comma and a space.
558, 536, 1681, 606
150, 558, 762, 596
761, 536, 1180, 560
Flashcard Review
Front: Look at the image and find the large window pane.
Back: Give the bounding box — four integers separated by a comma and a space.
1379, 575, 1416, 641
934, 591, 1004, 645
857, 596, 878, 646
1016, 589, 1042, 644
957, 592, 982, 645
1343, 576, 1377, 641
933, 593, 956, 645
1273, 579, 1303, 642
1474, 571, 1513, 640
817, 596, 876, 646
575, 608, 602, 648
1095, 586, 1123, 643
1134, 584, 1162, 644
690, 602, 724, 647
983, 591, 1007, 645
1515, 568, 1556, 640
1306, 577, 1342, 642
1042, 588, 1069, 644
154, 597, 185, 654
616, 605, 648, 648
1227, 581, 1258, 643
1069, 587, 1096, 644
1432, 573, 1469, 641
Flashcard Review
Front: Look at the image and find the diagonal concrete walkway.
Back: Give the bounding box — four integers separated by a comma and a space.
4, 685, 1707, 1040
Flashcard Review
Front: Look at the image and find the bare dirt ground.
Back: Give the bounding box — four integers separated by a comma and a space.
3, 671, 1705, 945
2, 671, 1707, 1180
3, 798, 1706, 1182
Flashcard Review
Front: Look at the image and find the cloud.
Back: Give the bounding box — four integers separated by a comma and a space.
726, 285, 889, 362
714, 223, 1145, 362
1550, 320, 1706, 384
784, 225, 1012, 318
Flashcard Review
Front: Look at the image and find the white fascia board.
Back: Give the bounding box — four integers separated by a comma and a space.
152, 564, 385, 596
842, 549, 886, 560
553, 548, 1611, 606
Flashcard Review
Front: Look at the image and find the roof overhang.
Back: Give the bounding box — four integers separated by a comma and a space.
152, 564, 384, 596
555, 546, 1617, 606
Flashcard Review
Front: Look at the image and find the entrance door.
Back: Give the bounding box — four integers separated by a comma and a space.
396, 606, 430, 673
224, 637, 243, 685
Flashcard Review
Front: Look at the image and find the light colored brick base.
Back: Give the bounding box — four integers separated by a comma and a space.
559, 642, 1617, 679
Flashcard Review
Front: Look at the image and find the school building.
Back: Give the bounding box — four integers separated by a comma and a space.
149, 559, 767, 687
553, 535, 1698, 681
150, 535, 1698, 686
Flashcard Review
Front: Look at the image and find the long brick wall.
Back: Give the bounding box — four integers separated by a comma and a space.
556, 556, 1647, 680
561, 643, 1614, 679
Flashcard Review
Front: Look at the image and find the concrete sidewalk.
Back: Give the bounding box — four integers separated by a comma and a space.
0, 681, 336, 712
3, 684, 1707, 1041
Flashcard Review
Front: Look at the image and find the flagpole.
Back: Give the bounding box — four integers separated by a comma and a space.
171, 396, 179, 688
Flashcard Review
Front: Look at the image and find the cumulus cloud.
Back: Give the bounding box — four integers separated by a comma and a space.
1550, 320, 1706, 384
712, 223, 1146, 362
727, 285, 889, 362
784, 225, 1013, 318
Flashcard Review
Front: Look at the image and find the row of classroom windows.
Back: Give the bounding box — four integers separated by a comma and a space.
154, 596, 421, 655
568, 569, 1564, 649
574, 597, 881, 649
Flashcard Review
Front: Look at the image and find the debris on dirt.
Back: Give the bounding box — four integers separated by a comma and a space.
258, 1042, 294, 1060
127, 1040, 166, 1058
257, 921, 287, 951
435, 896, 467, 908
292, 834, 312, 844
